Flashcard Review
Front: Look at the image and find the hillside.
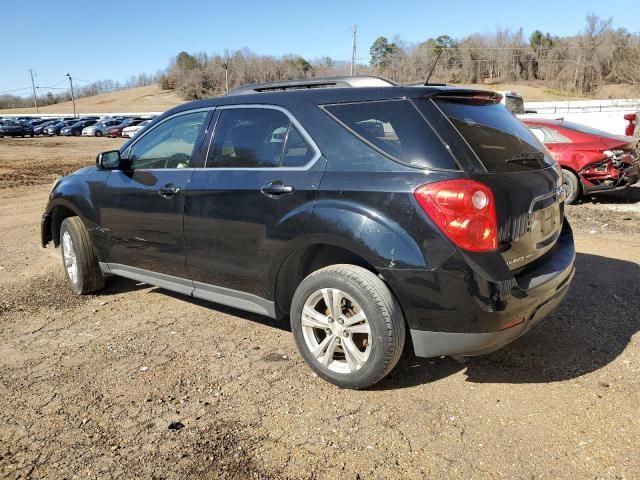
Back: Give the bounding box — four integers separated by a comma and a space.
0, 84, 186, 115
2, 81, 638, 115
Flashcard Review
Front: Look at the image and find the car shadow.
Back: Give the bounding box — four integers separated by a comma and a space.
147, 287, 291, 333
98, 252, 639, 390
581, 184, 640, 205
375, 252, 640, 390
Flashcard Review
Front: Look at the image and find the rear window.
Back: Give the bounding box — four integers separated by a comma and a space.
324, 99, 458, 170
434, 96, 554, 172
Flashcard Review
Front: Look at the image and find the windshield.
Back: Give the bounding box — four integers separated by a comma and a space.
433, 95, 554, 172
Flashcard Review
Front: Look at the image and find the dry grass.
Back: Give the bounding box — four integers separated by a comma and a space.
0, 84, 185, 115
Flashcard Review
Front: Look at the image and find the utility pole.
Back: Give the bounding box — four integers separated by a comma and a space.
29, 69, 39, 113
65, 73, 77, 118
223, 62, 229, 93
350, 25, 357, 76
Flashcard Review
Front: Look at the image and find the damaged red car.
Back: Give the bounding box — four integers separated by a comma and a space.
523, 119, 640, 203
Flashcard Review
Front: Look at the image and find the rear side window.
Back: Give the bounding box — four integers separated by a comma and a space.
282, 125, 315, 167
529, 126, 571, 144
207, 108, 315, 168
434, 96, 554, 172
324, 100, 457, 170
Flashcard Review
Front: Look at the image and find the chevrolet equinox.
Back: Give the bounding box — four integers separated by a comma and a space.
41, 76, 575, 389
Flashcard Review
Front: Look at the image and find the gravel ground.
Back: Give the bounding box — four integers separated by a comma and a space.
1, 137, 639, 479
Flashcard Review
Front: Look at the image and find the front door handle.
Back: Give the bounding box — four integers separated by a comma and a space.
158, 184, 181, 198
261, 181, 295, 196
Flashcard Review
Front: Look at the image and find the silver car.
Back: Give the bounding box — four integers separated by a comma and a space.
82, 119, 123, 137
121, 120, 152, 138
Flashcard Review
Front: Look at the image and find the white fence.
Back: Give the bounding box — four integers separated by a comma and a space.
520, 99, 640, 136
525, 98, 640, 114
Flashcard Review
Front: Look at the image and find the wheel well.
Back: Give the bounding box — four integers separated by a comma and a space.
275, 244, 380, 317
50, 206, 77, 247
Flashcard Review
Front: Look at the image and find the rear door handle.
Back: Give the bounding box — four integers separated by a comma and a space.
158, 184, 181, 198
261, 181, 294, 196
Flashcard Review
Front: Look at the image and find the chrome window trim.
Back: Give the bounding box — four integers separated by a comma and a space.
203, 104, 322, 171
122, 107, 214, 161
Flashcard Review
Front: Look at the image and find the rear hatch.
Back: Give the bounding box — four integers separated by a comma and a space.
428, 92, 564, 270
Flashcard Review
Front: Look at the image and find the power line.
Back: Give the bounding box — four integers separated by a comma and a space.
0, 87, 32, 94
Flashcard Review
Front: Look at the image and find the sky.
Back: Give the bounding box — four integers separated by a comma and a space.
1, 0, 638, 95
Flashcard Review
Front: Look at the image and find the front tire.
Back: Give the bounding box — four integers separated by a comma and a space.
562, 168, 581, 204
290, 265, 405, 389
94, 130, 103, 137
59, 217, 105, 294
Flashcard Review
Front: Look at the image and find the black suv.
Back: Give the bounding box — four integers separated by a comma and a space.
41, 76, 575, 389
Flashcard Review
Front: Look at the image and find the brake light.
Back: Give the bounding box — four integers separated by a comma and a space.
414, 180, 498, 252
623, 113, 636, 136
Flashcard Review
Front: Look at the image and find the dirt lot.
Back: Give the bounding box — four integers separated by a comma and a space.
1, 137, 639, 479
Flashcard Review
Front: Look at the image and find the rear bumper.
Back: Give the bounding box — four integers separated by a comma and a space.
383, 219, 576, 358
582, 161, 639, 194
410, 263, 574, 357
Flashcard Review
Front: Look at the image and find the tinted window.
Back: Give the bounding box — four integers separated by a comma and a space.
207, 109, 290, 168
324, 100, 456, 170
129, 111, 207, 169
434, 96, 554, 172
282, 125, 315, 167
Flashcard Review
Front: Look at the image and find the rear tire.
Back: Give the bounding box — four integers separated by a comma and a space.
290, 264, 405, 389
562, 168, 581, 204
59, 217, 105, 294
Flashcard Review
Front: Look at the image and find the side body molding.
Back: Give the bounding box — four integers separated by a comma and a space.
99, 263, 277, 318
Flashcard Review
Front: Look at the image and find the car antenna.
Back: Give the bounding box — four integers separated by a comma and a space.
424, 49, 443, 85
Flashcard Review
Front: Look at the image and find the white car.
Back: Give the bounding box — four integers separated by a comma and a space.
82, 119, 124, 137
122, 120, 152, 138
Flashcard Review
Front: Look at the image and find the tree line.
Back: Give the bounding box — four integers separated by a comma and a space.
162, 15, 639, 100
2, 14, 639, 110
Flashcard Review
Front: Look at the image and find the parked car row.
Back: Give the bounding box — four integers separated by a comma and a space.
0, 115, 156, 139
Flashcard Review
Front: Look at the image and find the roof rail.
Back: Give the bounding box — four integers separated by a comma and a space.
226, 75, 396, 96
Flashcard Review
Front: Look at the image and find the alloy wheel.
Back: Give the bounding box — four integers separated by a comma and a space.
62, 231, 78, 284
301, 288, 371, 374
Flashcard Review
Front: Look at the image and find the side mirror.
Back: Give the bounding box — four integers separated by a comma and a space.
96, 150, 127, 170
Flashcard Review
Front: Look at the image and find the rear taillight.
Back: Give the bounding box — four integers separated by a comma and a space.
624, 113, 636, 136
414, 179, 498, 252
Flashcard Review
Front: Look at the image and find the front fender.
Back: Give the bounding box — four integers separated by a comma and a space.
44, 170, 110, 247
